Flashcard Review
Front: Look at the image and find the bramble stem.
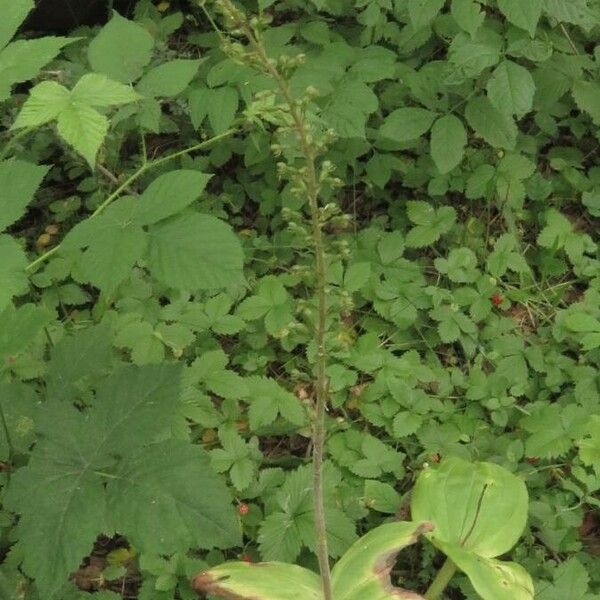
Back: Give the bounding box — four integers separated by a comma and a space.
424, 558, 457, 600
216, 3, 333, 598
25, 129, 236, 272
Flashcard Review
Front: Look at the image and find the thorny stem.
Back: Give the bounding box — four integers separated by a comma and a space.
216, 3, 333, 598
25, 128, 236, 272
424, 558, 457, 600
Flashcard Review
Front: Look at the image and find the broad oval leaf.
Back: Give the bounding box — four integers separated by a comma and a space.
147, 213, 244, 290
193, 561, 322, 600
411, 456, 528, 557
435, 541, 534, 600
380, 108, 437, 143
88, 11, 154, 83
465, 96, 517, 150
430, 114, 467, 174
331, 521, 433, 600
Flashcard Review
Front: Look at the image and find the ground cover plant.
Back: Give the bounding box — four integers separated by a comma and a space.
0, 0, 599, 598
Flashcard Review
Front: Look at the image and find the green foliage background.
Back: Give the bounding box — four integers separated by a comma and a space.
1, 0, 600, 598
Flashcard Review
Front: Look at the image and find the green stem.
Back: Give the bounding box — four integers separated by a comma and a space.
425, 558, 457, 600
0, 403, 14, 482
25, 128, 236, 272
219, 6, 333, 599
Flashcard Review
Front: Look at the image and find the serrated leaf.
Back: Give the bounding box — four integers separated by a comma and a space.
572, 80, 600, 125
207, 86, 239, 134
0, 160, 49, 232
0, 37, 75, 101
12, 80, 70, 129
0, 236, 30, 311
108, 440, 241, 554
0, 0, 33, 50
245, 376, 306, 430
451, 0, 485, 37
135, 169, 212, 225
430, 114, 467, 173
88, 12, 154, 83
486, 60, 535, 117
465, 96, 517, 149
56, 102, 108, 168
62, 197, 147, 295
71, 73, 140, 107
409, 0, 445, 30
380, 107, 437, 143
543, 0, 596, 28
497, 0, 542, 36
147, 213, 244, 290
0, 303, 52, 359
137, 59, 201, 97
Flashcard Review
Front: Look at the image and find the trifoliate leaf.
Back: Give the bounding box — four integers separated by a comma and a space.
137, 59, 201, 97
88, 11, 154, 83
0, 160, 49, 232
147, 213, 244, 290
380, 107, 437, 143
486, 60, 535, 117
465, 96, 517, 149
430, 114, 467, 174
245, 376, 306, 430
107, 440, 241, 554
497, 0, 542, 36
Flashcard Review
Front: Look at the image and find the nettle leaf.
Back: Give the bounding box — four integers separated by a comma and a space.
380, 107, 437, 143
5, 365, 240, 596
497, 0, 543, 37
107, 440, 241, 554
0, 36, 76, 101
430, 114, 467, 174
88, 11, 154, 83
412, 457, 533, 600
486, 60, 536, 118
137, 59, 201, 97
0, 160, 49, 232
465, 96, 517, 149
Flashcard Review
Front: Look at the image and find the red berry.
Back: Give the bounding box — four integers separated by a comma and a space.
491, 294, 503, 306
238, 503, 250, 516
